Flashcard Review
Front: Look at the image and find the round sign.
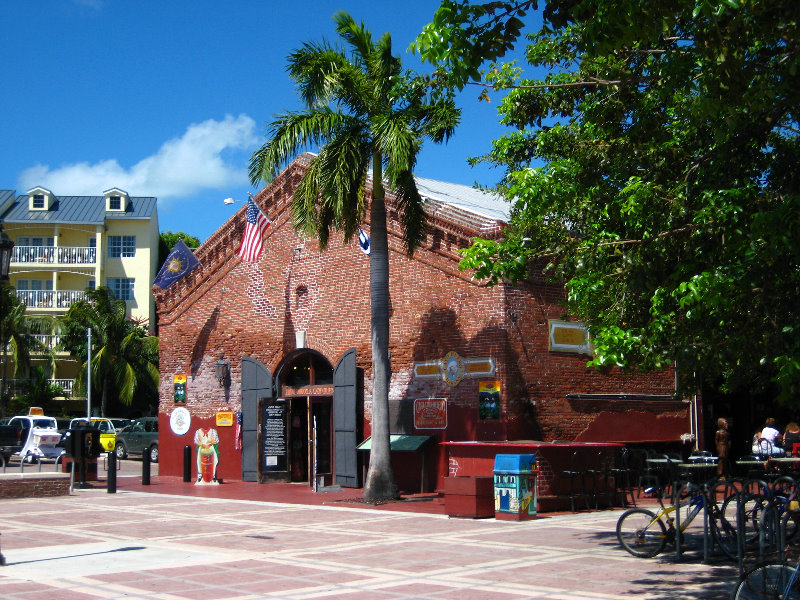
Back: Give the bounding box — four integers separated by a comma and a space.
170, 406, 191, 435
442, 351, 464, 386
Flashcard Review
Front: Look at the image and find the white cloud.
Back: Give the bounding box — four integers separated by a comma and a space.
18, 114, 258, 200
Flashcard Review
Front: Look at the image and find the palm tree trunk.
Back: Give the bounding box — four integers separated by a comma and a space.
364, 154, 397, 501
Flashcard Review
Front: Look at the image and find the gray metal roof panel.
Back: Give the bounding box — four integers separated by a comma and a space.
413, 176, 510, 223
0, 194, 157, 224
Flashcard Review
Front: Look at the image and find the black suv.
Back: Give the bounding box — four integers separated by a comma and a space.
115, 417, 159, 462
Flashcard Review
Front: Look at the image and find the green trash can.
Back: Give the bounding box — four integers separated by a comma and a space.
493, 454, 538, 520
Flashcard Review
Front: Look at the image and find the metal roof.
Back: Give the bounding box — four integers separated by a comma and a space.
0, 193, 157, 225
414, 176, 510, 223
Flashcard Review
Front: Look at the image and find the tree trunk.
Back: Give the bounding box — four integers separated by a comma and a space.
363, 154, 397, 502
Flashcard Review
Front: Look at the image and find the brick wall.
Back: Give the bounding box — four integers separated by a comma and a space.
0, 473, 71, 498
155, 155, 685, 488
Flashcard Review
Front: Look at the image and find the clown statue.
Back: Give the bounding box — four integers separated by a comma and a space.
194, 427, 220, 484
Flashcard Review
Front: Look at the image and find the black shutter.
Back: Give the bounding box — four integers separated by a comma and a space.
241, 357, 272, 482
333, 348, 359, 488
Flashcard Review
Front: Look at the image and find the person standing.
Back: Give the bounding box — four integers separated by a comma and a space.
715, 418, 731, 477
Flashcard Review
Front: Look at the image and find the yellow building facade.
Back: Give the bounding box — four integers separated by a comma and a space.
0, 187, 159, 402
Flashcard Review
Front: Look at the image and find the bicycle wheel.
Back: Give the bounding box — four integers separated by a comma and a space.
616, 508, 667, 558
709, 506, 739, 560
733, 563, 800, 599
724, 494, 764, 547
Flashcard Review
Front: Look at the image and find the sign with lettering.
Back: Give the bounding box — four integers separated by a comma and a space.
216, 411, 234, 427
548, 320, 593, 356
261, 401, 287, 472
414, 398, 447, 429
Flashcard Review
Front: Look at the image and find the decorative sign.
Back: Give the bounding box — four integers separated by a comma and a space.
414, 398, 447, 429
479, 381, 501, 420
170, 406, 191, 435
548, 320, 593, 356
414, 362, 442, 378
216, 411, 234, 427
173, 373, 187, 404
261, 400, 287, 472
413, 354, 495, 385
442, 351, 464, 386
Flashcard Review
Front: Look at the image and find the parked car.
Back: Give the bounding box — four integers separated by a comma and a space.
109, 418, 132, 432
68, 418, 116, 452
5, 414, 63, 462
115, 417, 158, 462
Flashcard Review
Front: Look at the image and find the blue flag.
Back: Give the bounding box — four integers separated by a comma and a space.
358, 228, 370, 256
153, 240, 200, 289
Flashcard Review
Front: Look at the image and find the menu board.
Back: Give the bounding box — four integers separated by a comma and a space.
261, 400, 287, 472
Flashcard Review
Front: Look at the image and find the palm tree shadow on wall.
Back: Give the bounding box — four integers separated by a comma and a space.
190, 307, 220, 379
398, 306, 541, 441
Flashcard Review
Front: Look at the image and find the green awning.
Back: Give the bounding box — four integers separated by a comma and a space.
357, 435, 432, 452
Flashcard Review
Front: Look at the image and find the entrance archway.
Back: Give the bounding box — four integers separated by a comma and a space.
276, 350, 334, 484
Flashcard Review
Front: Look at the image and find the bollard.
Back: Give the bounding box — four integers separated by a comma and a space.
107, 450, 117, 494
183, 445, 191, 482
142, 447, 151, 485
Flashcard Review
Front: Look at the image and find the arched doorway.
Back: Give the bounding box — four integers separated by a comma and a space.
277, 350, 334, 484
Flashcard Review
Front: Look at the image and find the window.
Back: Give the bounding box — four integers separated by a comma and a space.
108, 196, 121, 210
108, 235, 136, 258
17, 279, 53, 291
32, 194, 45, 209
108, 278, 134, 301
87, 279, 96, 290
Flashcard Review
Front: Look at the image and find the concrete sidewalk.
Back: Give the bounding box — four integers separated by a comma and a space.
0, 480, 740, 600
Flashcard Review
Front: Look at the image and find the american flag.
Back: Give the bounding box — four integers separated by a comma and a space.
237, 198, 271, 262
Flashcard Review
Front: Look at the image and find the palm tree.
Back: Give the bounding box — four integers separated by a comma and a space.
60, 287, 159, 417
0, 284, 58, 418
249, 12, 459, 501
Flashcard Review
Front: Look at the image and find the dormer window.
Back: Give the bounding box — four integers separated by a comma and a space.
27, 187, 54, 210
104, 188, 129, 212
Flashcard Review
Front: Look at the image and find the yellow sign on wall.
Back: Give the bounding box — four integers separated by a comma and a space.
216, 411, 234, 427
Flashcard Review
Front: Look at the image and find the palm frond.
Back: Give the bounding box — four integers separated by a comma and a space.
249, 108, 349, 185
334, 11, 373, 68
391, 169, 428, 255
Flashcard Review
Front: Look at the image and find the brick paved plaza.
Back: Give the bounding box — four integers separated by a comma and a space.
0, 481, 740, 599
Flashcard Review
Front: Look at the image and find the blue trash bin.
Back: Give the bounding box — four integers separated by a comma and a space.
493, 454, 538, 520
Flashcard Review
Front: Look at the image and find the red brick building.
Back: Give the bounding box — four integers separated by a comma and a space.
154, 154, 693, 500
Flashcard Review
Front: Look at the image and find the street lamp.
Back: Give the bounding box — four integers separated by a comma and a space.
214, 353, 230, 388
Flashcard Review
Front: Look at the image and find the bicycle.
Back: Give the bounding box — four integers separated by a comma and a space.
616, 483, 737, 559
732, 553, 800, 599
722, 476, 800, 549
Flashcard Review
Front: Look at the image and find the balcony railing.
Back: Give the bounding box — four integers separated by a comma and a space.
16, 290, 86, 309
30, 334, 62, 351
12, 245, 96, 265
7, 378, 74, 396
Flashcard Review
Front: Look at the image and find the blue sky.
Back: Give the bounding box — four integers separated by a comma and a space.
0, 0, 534, 243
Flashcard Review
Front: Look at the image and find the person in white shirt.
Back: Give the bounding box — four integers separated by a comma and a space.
755, 418, 785, 456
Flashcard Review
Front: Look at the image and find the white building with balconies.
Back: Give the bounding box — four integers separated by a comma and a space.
0, 187, 159, 402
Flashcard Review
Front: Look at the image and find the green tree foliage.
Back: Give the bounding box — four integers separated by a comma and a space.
159, 231, 200, 267
250, 12, 460, 500
0, 285, 58, 417
60, 287, 159, 417
11, 366, 65, 416
416, 1, 800, 401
